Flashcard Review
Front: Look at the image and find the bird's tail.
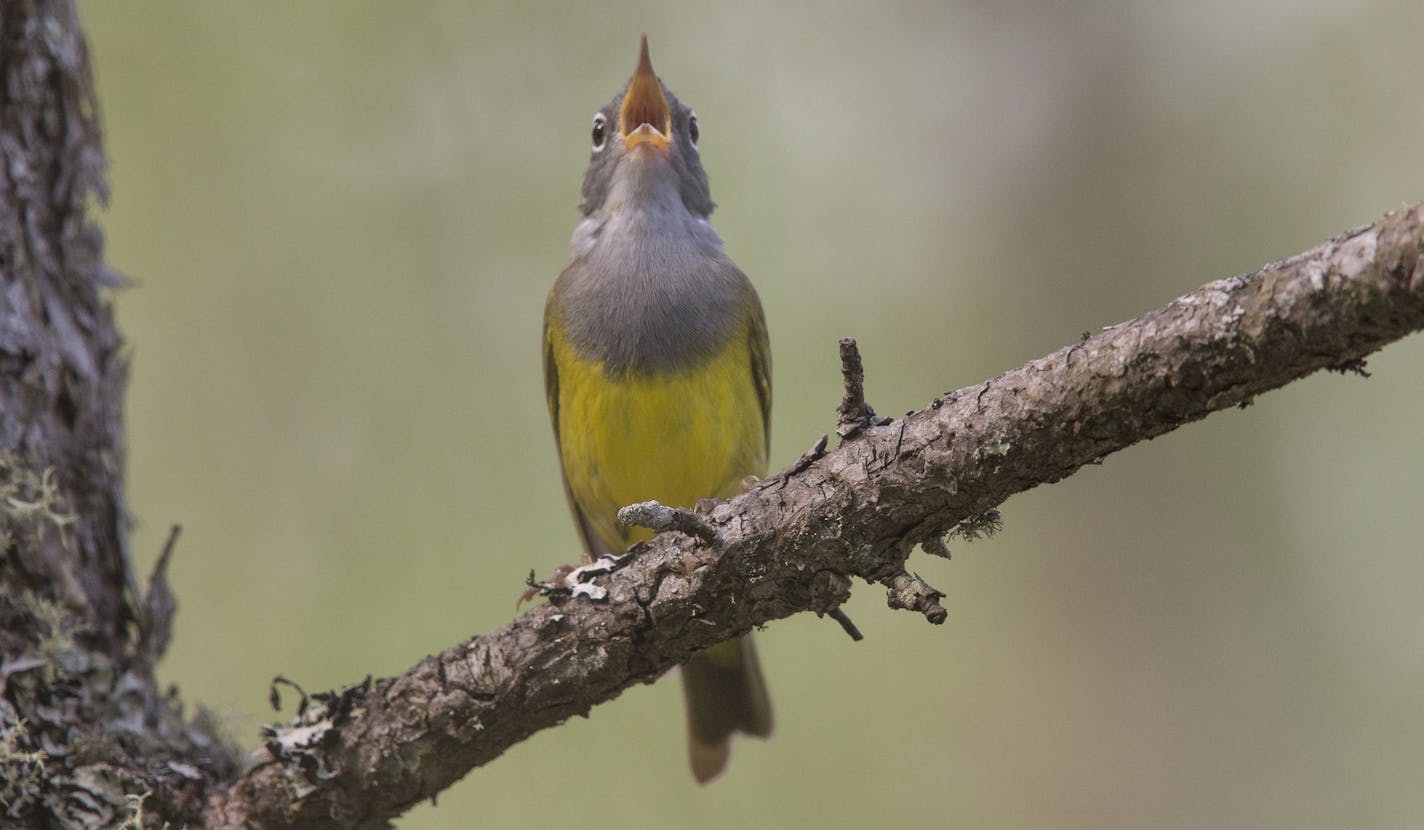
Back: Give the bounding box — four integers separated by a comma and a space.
681, 634, 773, 783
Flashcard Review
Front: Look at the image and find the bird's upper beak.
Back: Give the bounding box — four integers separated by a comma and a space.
620, 35, 671, 152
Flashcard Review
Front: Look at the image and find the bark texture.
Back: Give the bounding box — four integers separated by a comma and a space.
0, 0, 125, 654
0, 2, 238, 826
205, 209, 1424, 828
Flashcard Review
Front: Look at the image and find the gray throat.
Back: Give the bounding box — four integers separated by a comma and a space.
555, 176, 749, 377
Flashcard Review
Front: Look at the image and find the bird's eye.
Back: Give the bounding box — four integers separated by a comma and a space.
591, 114, 608, 151
688, 112, 700, 146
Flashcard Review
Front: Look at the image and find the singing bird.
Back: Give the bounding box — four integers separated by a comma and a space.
542, 36, 772, 783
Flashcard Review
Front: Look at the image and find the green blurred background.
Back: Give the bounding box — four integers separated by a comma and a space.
80, 2, 1424, 827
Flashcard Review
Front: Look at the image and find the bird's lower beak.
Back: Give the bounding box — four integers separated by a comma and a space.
620, 35, 671, 152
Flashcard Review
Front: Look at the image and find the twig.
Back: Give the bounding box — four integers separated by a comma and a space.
136, 524, 181, 668
826, 608, 864, 641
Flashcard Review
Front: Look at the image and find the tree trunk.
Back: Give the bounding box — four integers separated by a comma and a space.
0, 1, 237, 826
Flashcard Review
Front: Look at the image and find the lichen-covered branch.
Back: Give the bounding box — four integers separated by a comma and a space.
206, 205, 1424, 829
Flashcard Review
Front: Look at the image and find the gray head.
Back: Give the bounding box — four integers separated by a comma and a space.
577, 36, 715, 218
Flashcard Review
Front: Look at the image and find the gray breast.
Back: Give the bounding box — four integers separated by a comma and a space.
552, 229, 752, 377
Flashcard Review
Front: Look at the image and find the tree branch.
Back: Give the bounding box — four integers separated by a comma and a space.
204, 203, 1424, 828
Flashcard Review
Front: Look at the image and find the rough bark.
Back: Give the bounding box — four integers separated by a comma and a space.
6, 2, 1424, 828
205, 208, 1424, 828
0, 1, 239, 827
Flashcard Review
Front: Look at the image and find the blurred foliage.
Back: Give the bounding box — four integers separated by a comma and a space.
80, 1, 1424, 828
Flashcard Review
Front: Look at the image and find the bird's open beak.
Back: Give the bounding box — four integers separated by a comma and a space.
620, 35, 671, 152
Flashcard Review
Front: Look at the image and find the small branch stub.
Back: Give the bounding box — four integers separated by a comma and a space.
885, 572, 948, 624
617, 500, 720, 545
783, 434, 828, 479
836, 337, 879, 438
921, 535, 953, 560
808, 569, 862, 640
136, 524, 181, 670
826, 608, 864, 642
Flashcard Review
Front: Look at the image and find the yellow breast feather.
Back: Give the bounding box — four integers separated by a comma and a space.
545, 321, 767, 556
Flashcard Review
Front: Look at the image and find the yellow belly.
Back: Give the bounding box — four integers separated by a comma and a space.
550, 330, 766, 555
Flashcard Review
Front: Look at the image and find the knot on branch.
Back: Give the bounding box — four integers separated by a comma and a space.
617, 500, 720, 545
883, 571, 947, 625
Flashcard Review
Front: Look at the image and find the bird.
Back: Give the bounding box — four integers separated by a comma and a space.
542, 35, 773, 784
